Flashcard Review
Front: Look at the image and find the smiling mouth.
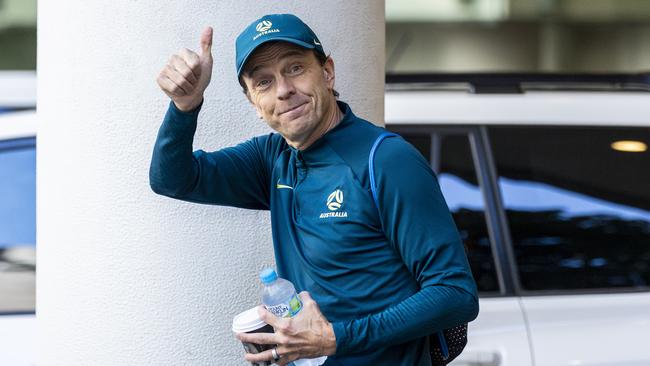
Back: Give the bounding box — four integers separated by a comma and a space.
279, 102, 307, 115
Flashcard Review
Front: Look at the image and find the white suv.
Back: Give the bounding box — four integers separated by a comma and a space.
386, 76, 650, 366
0, 71, 37, 366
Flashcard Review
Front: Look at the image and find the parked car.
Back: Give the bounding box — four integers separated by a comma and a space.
0, 71, 37, 365
0, 109, 37, 366
385, 74, 650, 366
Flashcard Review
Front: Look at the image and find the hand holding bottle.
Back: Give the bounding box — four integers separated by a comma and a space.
236, 269, 335, 366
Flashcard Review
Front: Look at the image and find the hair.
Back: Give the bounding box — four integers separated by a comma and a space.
238, 44, 339, 98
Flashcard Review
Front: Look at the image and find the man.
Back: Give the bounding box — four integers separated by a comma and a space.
151, 13, 478, 366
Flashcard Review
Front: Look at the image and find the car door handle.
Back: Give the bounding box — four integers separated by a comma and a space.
451, 350, 501, 366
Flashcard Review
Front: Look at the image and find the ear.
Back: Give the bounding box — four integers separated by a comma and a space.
322, 57, 335, 90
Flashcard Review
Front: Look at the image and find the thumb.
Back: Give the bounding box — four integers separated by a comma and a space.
200, 26, 213, 58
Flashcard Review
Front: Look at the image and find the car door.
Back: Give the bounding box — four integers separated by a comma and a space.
522, 293, 650, 366
487, 125, 650, 366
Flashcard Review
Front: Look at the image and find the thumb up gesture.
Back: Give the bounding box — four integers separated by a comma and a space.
157, 27, 213, 112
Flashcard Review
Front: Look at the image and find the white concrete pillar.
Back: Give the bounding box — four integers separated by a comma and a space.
36, 1, 384, 365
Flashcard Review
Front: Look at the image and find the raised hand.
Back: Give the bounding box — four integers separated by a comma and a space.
157, 26, 213, 112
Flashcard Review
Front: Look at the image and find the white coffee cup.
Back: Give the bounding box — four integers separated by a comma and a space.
233, 306, 275, 366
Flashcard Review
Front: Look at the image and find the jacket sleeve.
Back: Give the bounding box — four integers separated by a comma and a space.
331, 136, 479, 355
149, 101, 276, 210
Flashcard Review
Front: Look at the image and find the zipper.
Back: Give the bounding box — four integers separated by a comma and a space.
293, 150, 308, 217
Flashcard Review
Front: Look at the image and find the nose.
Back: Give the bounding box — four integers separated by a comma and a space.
275, 75, 295, 100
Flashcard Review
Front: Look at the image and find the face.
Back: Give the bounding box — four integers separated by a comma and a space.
241, 42, 336, 144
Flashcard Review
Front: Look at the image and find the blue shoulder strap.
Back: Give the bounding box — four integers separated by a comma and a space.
368, 131, 450, 361
369, 132, 399, 209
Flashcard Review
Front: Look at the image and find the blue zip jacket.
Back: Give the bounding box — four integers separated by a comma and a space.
150, 100, 479, 365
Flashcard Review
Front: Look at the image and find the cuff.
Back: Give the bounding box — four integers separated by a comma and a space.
168, 99, 203, 119
331, 321, 352, 355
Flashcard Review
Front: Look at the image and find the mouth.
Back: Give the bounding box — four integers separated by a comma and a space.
279, 102, 308, 116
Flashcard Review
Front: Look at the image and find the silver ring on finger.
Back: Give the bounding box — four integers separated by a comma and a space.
271, 346, 281, 362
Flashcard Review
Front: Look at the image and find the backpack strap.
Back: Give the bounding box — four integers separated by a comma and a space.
368, 131, 451, 361
369, 132, 399, 209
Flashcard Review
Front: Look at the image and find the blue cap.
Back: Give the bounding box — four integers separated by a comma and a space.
235, 14, 326, 77
260, 267, 278, 284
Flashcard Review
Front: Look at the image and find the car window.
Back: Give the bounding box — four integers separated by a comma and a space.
396, 130, 500, 294
0, 138, 36, 313
488, 126, 650, 292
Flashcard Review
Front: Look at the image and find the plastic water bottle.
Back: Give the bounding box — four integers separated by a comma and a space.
260, 267, 303, 318
260, 268, 327, 366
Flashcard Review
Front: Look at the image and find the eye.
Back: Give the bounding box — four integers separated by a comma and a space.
256, 79, 271, 90
288, 64, 304, 75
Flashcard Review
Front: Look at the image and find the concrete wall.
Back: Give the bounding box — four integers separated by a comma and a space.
36, 1, 384, 365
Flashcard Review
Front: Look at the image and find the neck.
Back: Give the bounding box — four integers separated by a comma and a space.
291, 99, 342, 151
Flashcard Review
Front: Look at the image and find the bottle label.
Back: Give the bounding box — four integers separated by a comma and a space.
266, 293, 303, 318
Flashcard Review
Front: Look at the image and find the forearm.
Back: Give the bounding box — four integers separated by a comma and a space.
331, 283, 478, 355
149, 100, 202, 197
149, 100, 273, 208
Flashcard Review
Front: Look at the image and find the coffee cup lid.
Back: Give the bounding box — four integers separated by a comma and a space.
232, 306, 267, 333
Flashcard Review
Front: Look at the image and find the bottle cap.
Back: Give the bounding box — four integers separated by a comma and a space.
260, 267, 278, 284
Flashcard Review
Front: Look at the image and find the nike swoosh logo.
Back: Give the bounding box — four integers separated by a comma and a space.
313, 39, 321, 46
276, 180, 294, 190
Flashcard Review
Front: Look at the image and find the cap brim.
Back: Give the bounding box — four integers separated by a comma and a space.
237, 37, 317, 77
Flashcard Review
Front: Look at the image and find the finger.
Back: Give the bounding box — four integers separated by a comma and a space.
257, 305, 282, 328
170, 54, 198, 85
299, 291, 313, 302
275, 346, 298, 366
157, 75, 186, 97
179, 48, 202, 78
236, 331, 277, 346
164, 65, 192, 95
299, 291, 319, 310
200, 26, 213, 57
244, 349, 274, 364
278, 356, 295, 366
244, 347, 293, 365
